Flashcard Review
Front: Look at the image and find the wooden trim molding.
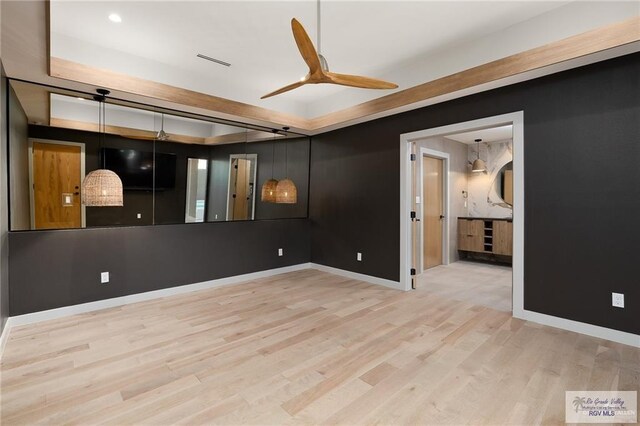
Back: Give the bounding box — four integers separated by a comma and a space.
49, 17, 639, 133
308, 16, 640, 131
50, 117, 206, 145
49, 57, 311, 130
49, 118, 293, 146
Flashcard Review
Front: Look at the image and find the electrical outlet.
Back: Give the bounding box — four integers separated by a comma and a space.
278, 248, 283, 257
136, 213, 142, 219
101, 272, 109, 284
612, 292, 624, 308
357, 252, 362, 261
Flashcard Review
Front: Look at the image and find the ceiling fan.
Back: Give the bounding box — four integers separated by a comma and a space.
261, 6, 398, 99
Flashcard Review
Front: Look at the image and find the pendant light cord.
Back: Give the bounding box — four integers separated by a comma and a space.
285, 138, 289, 179
271, 131, 276, 179
100, 97, 105, 168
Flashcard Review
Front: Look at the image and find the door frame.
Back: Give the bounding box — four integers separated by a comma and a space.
419, 148, 450, 271
28, 138, 86, 229
225, 153, 258, 221
400, 111, 524, 318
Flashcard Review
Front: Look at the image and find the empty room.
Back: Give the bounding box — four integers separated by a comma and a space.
0, 1, 638, 425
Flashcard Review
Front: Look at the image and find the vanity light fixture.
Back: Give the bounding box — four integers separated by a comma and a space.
261, 130, 279, 203
471, 138, 487, 173
81, 89, 124, 207
275, 127, 297, 204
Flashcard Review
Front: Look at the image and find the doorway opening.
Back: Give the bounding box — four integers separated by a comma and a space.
400, 112, 524, 317
28, 139, 86, 229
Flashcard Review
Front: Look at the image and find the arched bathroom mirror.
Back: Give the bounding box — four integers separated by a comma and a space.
492, 161, 513, 206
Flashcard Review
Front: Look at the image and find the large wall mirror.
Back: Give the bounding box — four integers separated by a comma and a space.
492, 161, 513, 206
7, 80, 310, 231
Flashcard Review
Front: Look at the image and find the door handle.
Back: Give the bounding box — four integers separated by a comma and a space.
73, 192, 80, 195
439, 215, 445, 219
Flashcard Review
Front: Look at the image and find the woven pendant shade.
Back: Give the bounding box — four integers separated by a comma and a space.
275, 178, 297, 204
261, 178, 279, 203
82, 169, 123, 206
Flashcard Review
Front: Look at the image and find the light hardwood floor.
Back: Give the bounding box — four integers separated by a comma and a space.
419, 261, 512, 312
1, 269, 638, 425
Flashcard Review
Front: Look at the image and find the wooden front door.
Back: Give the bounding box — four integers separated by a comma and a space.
422, 156, 443, 270
33, 142, 82, 229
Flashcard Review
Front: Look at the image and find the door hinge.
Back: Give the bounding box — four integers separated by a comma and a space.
410, 268, 416, 276
410, 153, 416, 161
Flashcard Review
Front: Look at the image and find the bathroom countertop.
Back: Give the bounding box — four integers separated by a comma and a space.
457, 216, 513, 222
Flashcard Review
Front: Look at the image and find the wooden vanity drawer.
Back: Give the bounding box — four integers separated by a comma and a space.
457, 219, 484, 252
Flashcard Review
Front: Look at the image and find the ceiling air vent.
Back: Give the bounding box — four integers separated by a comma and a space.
196, 53, 231, 67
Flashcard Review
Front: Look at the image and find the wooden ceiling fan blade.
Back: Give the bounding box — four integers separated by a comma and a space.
326, 72, 398, 89
291, 18, 322, 74
261, 80, 306, 99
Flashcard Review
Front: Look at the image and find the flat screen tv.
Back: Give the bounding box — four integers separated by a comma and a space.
101, 148, 177, 190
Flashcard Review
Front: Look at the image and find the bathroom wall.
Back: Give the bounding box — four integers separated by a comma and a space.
416, 136, 468, 264
467, 140, 513, 218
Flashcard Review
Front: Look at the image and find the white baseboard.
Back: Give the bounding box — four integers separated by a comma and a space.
514, 308, 640, 348
7, 263, 312, 329
2, 262, 636, 361
0, 262, 399, 359
0, 317, 13, 359
309, 263, 404, 291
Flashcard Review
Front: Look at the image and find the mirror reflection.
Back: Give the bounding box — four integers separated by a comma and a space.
492, 161, 513, 206
185, 158, 208, 223
227, 154, 257, 221
8, 80, 310, 231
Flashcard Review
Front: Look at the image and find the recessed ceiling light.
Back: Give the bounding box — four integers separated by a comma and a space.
108, 13, 122, 23
76, 97, 85, 101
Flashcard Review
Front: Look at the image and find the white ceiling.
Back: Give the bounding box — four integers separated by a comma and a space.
49, 1, 639, 118
445, 125, 512, 144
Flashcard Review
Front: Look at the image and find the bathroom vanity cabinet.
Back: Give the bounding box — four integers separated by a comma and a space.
458, 217, 512, 258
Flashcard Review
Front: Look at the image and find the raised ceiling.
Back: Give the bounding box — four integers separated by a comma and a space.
49, 1, 638, 121
1, 1, 636, 134
445, 125, 513, 145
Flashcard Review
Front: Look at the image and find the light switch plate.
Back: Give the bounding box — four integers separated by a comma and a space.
278, 248, 283, 257
612, 292, 624, 308
357, 252, 362, 261
137, 213, 142, 219
101, 272, 109, 284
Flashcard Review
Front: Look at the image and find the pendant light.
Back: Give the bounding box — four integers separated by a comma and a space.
156, 113, 169, 141
261, 129, 279, 203
276, 127, 297, 204
471, 138, 487, 173
81, 89, 123, 207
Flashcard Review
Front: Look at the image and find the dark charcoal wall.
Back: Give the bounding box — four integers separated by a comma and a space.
310, 53, 640, 335
9, 218, 310, 315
